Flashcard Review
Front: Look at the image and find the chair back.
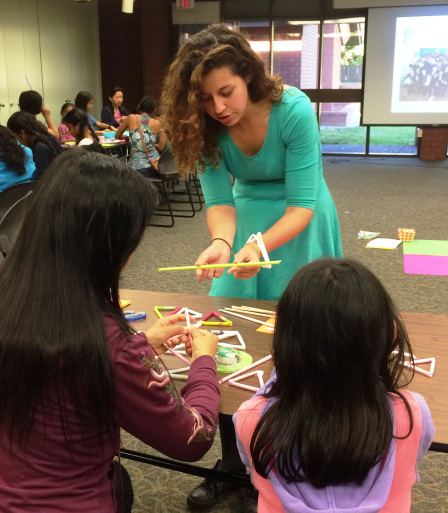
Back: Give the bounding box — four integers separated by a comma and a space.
0, 182, 37, 223
157, 150, 178, 176
0, 187, 35, 256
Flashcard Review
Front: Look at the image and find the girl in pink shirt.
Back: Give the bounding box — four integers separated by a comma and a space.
234, 258, 434, 513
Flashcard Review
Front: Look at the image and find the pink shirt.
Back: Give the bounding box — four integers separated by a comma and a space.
58, 123, 75, 143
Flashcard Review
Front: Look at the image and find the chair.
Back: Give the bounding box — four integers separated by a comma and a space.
0, 181, 36, 221
0, 182, 36, 257
147, 150, 196, 228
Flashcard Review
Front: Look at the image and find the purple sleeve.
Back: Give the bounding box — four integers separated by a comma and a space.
414, 393, 435, 464
110, 327, 220, 462
233, 411, 252, 469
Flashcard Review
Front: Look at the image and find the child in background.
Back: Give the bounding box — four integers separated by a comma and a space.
18, 90, 58, 138
0, 125, 36, 191
58, 102, 76, 143
234, 258, 434, 513
0, 148, 220, 513
74, 91, 114, 132
63, 107, 104, 153
7, 111, 62, 180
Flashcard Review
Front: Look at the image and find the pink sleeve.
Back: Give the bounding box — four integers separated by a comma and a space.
58, 124, 75, 143
110, 327, 220, 462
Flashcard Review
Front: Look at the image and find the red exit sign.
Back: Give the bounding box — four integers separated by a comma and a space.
176, 0, 194, 7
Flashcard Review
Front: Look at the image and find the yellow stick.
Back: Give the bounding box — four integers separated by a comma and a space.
159, 261, 281, 272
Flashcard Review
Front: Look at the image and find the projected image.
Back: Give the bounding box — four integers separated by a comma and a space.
391, 15, 448, 113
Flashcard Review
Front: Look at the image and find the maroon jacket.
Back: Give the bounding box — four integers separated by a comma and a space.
0, 316, 219, 512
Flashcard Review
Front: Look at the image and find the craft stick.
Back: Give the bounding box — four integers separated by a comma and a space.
159, 261, 281, 271
219, 355, 272, 384
239, 306, 277, 315
164, 344, 191, 366
218, 309, 275, 328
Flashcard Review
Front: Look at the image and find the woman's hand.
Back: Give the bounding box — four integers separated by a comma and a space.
227, 242, 261, 280
118, 116, 128, 123
145, 314, 190, 355
189, 326, 218, 362
195, 239, 231, 281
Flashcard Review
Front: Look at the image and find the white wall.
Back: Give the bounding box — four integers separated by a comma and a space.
0, 0, 102, 127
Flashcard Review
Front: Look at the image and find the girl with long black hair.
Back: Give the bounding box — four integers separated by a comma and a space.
7, 111, 62, 180
63, 107, 104, 152
234, 258, 434, 513
0, 148, 219, 512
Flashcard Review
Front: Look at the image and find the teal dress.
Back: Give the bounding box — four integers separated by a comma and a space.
199, 87, 342, 301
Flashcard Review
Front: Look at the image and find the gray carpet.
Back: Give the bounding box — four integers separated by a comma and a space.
120, 156, 448, 512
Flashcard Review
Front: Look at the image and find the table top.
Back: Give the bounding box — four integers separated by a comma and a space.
120, 289, 448, 446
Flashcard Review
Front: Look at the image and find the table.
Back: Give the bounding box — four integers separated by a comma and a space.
119, 289, 448, 482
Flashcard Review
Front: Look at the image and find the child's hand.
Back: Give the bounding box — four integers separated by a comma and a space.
189, 326, 218, 362
145, 314, 189, 355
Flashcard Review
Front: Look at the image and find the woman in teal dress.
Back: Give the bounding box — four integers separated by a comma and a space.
162, 24, 342, 512
163, 25, 341, 303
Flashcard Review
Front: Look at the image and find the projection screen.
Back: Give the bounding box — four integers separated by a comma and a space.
363, 5, 448, 125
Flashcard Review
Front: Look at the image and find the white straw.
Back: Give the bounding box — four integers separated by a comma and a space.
218, 309, 275, 328
219, 355, 272, 384
238, 305, 276, 316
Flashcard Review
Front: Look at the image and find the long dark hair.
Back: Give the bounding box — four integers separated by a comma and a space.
7, 111, 62, 160
0, 148, 154, 443
251, 258, 415, 488
0, 126, 27, 175
63, 107, 100, 145
75, 91, 93, 111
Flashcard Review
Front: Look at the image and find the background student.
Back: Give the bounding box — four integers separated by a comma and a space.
58, 102, 76, 143
63, 107, 104, 152
75, 90, 115, 132
101, 86, 129, 128
18, 90, 58, 138
7, 111, 62, 180
116, 96, 166, 174
234, 258, 434, 513
0, 148, 220, 513
0, 125, 36, 192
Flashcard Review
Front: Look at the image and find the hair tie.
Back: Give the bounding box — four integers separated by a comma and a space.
211, 238, 233, 252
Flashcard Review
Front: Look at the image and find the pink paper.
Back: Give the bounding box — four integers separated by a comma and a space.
403, 254, 448, 276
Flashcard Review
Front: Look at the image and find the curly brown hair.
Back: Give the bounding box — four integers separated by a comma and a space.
161, 24, 283, 175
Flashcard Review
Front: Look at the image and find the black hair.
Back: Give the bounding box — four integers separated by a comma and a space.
0, 126, 27, 175
75, 91, 94, 111
108, 86, 124, 98
138, 96, 156, 115
60, 102, 74, 116
63, 107, 100, 145
18, 90, 43, 115
0, 148, 154, 444
7, 111, 62, 160
251, 258, 415, 488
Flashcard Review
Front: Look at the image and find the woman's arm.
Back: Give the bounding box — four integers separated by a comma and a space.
195, 205, 237, 281
115, 117, 130, 139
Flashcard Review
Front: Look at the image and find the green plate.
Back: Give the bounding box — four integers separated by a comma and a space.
216, 349, 253, 374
